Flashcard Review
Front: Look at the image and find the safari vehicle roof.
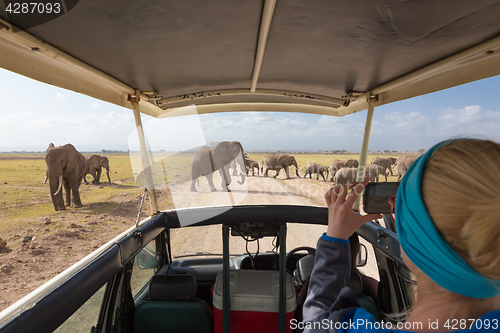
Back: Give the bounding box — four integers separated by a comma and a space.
1, 0, 500, 118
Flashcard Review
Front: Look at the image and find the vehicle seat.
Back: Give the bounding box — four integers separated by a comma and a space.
347, 271, 379, 320
294, 255, 379, 321
134, 274, 213, 333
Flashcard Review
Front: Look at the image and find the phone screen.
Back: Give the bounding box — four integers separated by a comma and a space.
363, 182, 399, 214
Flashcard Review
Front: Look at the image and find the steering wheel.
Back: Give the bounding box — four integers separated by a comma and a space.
285, 246, 316, 264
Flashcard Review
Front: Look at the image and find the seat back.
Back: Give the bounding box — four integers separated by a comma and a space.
134, 274, 213, 333
348, 272, 379, 320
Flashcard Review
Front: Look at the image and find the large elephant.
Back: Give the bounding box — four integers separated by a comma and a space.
261, 153, 300, 179
371, 157, 397, 176
45, 143, 86, 211
304, 162, 329, 181
328, 160, 345, 182
343, 159, 359, 168
397, 155, 419, 182
245, 159, 259, 176
84, 154, 111, 185
190, 141, 246, 192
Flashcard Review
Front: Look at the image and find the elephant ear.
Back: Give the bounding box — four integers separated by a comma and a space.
65, 154, 78, 173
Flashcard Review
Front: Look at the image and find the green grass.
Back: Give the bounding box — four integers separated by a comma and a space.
0, 151, 401, 234
0, 153, 140, 231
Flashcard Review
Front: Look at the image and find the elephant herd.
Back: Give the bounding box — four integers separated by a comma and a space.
189, 141, 419, 192
189, 141, 303, 192
43, 140, 417, 209
44, 143, 112, 211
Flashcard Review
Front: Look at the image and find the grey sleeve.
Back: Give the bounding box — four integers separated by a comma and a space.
302, 237, 361, 332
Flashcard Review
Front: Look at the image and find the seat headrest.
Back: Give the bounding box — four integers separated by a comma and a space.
149, 275, 197, 301
296, 254, 315, 283
347, 271, 363, 296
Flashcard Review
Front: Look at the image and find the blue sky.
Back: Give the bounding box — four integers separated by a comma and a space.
1, 67, 500, 153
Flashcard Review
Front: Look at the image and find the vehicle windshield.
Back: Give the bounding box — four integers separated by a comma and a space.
1, 68, 500, 312
130, 106, 396, 220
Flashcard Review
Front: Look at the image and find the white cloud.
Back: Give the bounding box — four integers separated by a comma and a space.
0, 111, 135, 151
55, 93, 66, 100
91, 102, 101, 108
2, 103, 500, 152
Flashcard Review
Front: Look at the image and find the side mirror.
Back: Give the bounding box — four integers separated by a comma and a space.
136, 246, 159, 270
356, 244, 368, 267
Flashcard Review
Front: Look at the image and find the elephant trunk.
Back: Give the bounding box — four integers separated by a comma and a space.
49, 174, 66, 211
294, 162, 301, 178
106, 170, 111, 185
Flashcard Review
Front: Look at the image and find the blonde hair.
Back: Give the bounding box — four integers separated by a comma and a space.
421, 139, 500, 281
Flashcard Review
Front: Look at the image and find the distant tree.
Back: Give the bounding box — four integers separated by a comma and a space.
384, 150, 390, 153
418, 148, 426, 154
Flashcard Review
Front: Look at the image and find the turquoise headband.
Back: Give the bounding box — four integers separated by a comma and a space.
395, 139, 500, 298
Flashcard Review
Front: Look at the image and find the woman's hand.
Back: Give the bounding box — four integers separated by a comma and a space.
324, 181, 382, 239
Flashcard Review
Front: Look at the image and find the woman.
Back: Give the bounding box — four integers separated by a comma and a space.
303, 139, 500, 332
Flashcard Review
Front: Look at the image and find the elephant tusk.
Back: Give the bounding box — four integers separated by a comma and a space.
54, 175, 63, 196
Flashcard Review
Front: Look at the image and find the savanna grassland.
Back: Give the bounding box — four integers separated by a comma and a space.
0, 152, 399, 311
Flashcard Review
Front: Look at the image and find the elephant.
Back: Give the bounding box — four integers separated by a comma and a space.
84, 154, 111, 185
334, 166, 376, 185
190, 141, 246, 192
396, 155, 419, 182
343, 159, 359, 168
334, 167, 358, 185
261, 153, 300, 179
304, 162, 329, 181
371, 157, 397, 176
245, 159, 259, 176
366, 164, 387, 182
328, 160, 345, 182
42, 142, 55, 184
45, 143, 86, 211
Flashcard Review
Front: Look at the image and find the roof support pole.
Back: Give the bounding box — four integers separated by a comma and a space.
250, 0, 277, 92
130, 93, 159, 214
278, 223, 287, 333
222, 225, 231, 333
353, 96, 376, 211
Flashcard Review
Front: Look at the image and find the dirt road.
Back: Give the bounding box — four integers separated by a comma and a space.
169, 172, 380, 281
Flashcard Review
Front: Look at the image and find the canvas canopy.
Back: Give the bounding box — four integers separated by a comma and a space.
1, 0, 500, 118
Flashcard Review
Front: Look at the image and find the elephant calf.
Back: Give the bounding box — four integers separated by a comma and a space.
261, 153, 300, 179
304, 162, 329, 181
245, 159, 259, 176
366, 164, 387, 182
84, 155, 111, 185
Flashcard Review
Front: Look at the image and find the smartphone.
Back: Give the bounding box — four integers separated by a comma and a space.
362, 182, 399, 214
